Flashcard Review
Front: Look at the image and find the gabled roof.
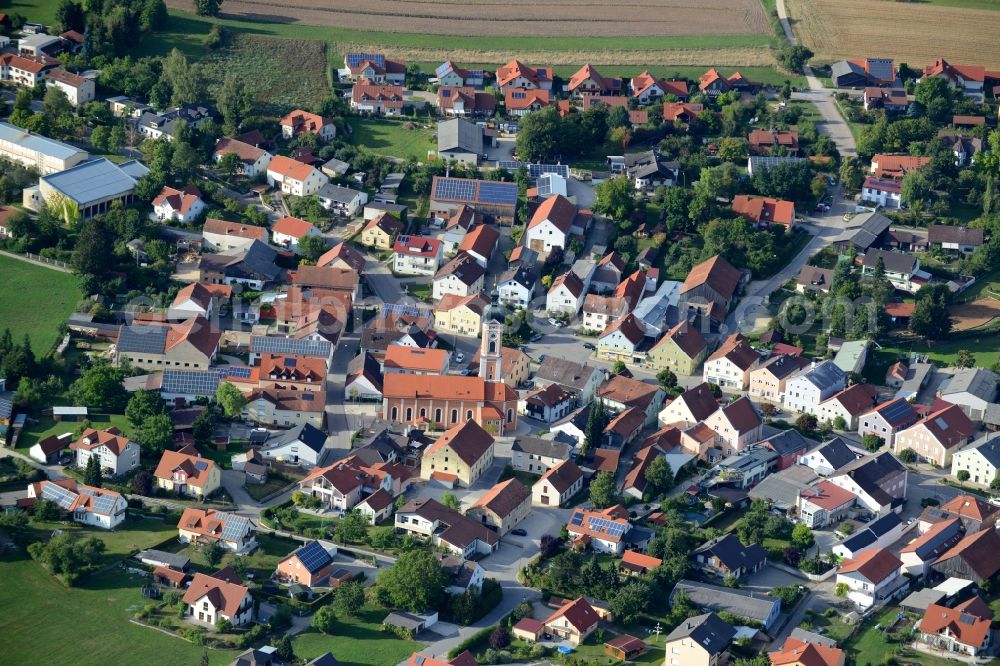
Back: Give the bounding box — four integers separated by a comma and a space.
545, 597, 599, 633
664, 612, 734, 655
568, 63, 620, 93
318, 241, 366, 273
934, 528, 1000, 581
363, 212, 403, 237
268, 154, 320, 181
537, 459, 583, 494
470, 478, 530, 519
863, 397, 918, 428
731, 195, 795, 227
652, 320, 707, 359
549, 270, 584, 298
397, 497, 499, 549
939, 494, 999, 524
901, 517, 962, 560
434, 252, 485, 286
425, 421, 494, 467
272, 215, 315, 239
837, 547, 901, 584
759, 428, 809, 456
153, 447, 216, 487
672, 383, 721, 422
708, 333, 759, 371
496, 59, 551, 88
713, 397, 761, 434
182, 572, 249, 617
791, 360, 846, 393
458, 224, 499, 258
919, 601, 992, 649
203, 218, 268, 242
384, 345, 449, 373
70, 427, 132, 455
281, 540, 334, 573
905, 403, 975, 450
528, 194, 578, 233
504, 87, 550, 111
821, 383, 879, 417
152, 184, 203, 215
600, 313, 646, 346
769, 637, 845, 666
597, 374, 660, 409
800, 480, 857, 510
681, 255, 741, 300
693, 533, 767, 572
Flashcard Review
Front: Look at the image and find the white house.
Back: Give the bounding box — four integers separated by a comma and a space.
828, 452, 908, 517
69, 428, 140, 477
498, 266, 535, 309
532, 460, 584, 507
45, 68, 95, 107
783, 361, 847, 415
831, 512, 905, 560
862, 177, 903, 209
318, 184, 368, 217
168, 283, 218, 321
433, 253, 485, 301
213, 138, 273, 178
259, 424, 327, 468
702, 333, 761, 391
266, 156, 327, 196
546, 271, 586, 316
271, 215, 321, 253
525, 194, 579, 254
596, 314, 647, 363
28, 479, 127, 530
394, 235, 443, 276
183, 573, 254, 627
835, 547, 903, 608
816, 383, 879, 431
857, 398, 919, 448
951, 432, 1000, 487
151, 185, 205, 223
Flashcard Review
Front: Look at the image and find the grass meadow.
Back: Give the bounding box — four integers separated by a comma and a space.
0, 254, 81, 354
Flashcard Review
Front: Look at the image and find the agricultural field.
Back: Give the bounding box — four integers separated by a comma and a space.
0, 255, 81, 354
785, 0, 1000, 69
950, 298, 1000, 332
198, 34, 330, 115
167, 0, 769, 38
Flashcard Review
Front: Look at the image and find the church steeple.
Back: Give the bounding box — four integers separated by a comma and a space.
479, 320, 503, 382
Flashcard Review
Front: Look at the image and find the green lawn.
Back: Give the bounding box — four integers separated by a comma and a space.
291, 608, 421, 665
16, 413, 131, 453
169, 532, 295, 578
807, 611, 854, 643
0, 554, 240, 665
0, 254, 82, 354
20, 514, 177, 566
243, 476, 292, 502
350, 118, 436, 162
869, 334, 1000, 380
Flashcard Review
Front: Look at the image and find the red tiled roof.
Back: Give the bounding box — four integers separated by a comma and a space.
279, 110, 332, 136
919, 601, 992, 649
872, 154, 931, 179
317, 241, 366, 273
182, 572, 249, 617
662, 102, 704, 122
214, 137, 267, 163
838, 547, 901, 584
496, 59, 552, 88
352, 83, 404, 109
769, 638, 844, 666
70, 428, 131, 456
394, 234, 441, 257
424, 421, 494, 467
272, 215, 315, 239
939, 494, 999, 523
800, 480, 857, 510
545, 597, 599, 633
0, 53, 52, 74
268, 155, 319, 181
600, 313, 646, 346
153, 447, 216, 487
152, 185, 203, 215
824, 383, 879, 416
504, 87, 550, 111
731, 195, 795, 227
621, 549, 662, 571
529, 194, 577, 233
458, 224, 499, 257
923, 58, 985, 83
203, 218, 268, 242
681, 255, 741, 300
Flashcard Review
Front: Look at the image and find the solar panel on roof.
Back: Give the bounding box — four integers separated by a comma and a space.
294, 541, 333, 573
477, 181, 517, 205
346, 53, 384, 68
118, 325, 168, 354
434, 177, 477, 202
217, 366, 252, 380
218, 512, 250, 543
283, 357, 297, 367
251, 336, 331, 358
195, 461, 208, 471
302, 394, 314, 401
570, 512, 584, 526
382, 303, 430, 318
163, 370, 221, 397
41, 483, 77, 510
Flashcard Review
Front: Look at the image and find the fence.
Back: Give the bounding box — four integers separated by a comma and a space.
0, 249, 72, 271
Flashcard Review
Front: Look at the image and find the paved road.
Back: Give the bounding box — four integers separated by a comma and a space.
776, 0, 858, 158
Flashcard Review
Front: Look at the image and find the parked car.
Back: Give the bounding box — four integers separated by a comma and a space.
510, 528, 528, 537
583, 342, 596, 350
454, 352, 465, 363
548, 318, 563, 327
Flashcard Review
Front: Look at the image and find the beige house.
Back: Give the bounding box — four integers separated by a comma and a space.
532, 459, 584, 506
466, 478, 531, 536
469, 346, 531, 388
647, 320, 708, 376
664, 612, 734, 666
420, 421, 495, 487
115, 316, 221, 371
894, 403, 975, 467
360, 213, 403, 250
153, 445, 221, 498
69, 427, 140, 477
242, 388, 326, 429
703, 397, 763, 455
434, 292, 490, 336
183, 572, 254, 628
543, 598, 600, 646
748, 354, 807, 404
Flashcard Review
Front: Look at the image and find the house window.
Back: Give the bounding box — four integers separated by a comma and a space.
391, 407, 398, 421
406, 408, 413, 421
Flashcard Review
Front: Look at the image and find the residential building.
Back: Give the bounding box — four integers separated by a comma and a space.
317, 242, 365, 273
70, 427, 139, 477
433, 252, 485, 300
394, 498, 499, 558
280, 110, 335, 141
863, 87, 908, 113
698, 68, 758, 96
258, 423, 327, 467
511, 436, 570, 475
177, 508, 257, 553
691, 534, 767, 580
828, 451, 908, 516
862, 177, 903, 208
661, 102, 704, 124
704, 397, 763, 454
152, 185, 205, 223
797, 480, 858, 528
796, 266, 834, 294
748, 354, 809, 404
928, 225, 983, 253
271, 215, 320, 253
438, 86, 495, 117
519, 383, 575, 423
360, 213, 403, 250
568, 63, 621, 96
435, 554, 486, 596
566, 505, 633, 554
715, 448, 778, 488
213, 137, 273, 178
918, 598, 994, 657
731, 195, 796, 229
893, 403, 975, 467
267, 156, 327, 196
26, 479, 126, 530
631, 70, 688, 103
663, 612, 734, 666
832, 512, 905, 559
343, 53, 406, 84
861, 249, 922, 293
116, 316, 221, 371
497, 265, 536, 309
816, 383, 879, 430
525, 194, 582, 254
596, 374, 665, 427
183, 572, 254, 627
153, 445, 222, 498
298, 457, 393, 513
198, 241, 282, 290
922, 58, 993, 95
596, 314, 647, 364
951, 432, 1000, 487
658, 382, 720, 427
532, 459, 584, 506
275, 540, 338, 587
495, 59, 553, 92
0, 53, 56, 88
835, 547, 904, 608
936, 494, 999, 533
748, 129, 799, 155
394, 235, 443, 276
419, 421, 495, 488
938, 367, 999, 421
670, 580, 781, 630
26, 158, 148, 221
535, 357, 605, 404
799, 437, 862, 476
620, 549, 663, 576
436, 60, 485, 88
858, 398, 920, 448
138, 104, 215, 141
703, 333, 761, 391
931, 528, 1000, 583
350, 83, 404, 116
783, 361, 847, 415
466, 478, 531, 536
680, 255, 742, 323
900, 517, 963, 577
346, 352, 384, 402
769, 638, 845, 666
543, 597, 600, 646
437, 118, 484, 166
647, 320, 708, 376
457, 224, 499, 268
29, 434, 68, 465
383, 346, 450, 376
504, 88, 550, 116
45, 68, 95, 106
546, 270, 587, 316
202, 218, 268, 253
757, 429, 810, 470
622, 150, 680, 190
356, 489, 395, 525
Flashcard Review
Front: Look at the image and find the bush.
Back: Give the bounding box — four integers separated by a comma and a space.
489, 625, 511, 649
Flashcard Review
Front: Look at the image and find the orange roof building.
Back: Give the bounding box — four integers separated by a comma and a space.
732, 195, 796, 228
153, 445, 221, 498
769, 637, 845, 666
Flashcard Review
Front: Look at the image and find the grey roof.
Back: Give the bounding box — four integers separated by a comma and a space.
900, 588, 947, 613
759, 429, 810, 456
834, 451, 905, 506
747, 155, 804, 173
747, 464, 818, 511
304, 654, 340, 666
896, 362, 934, 398
536, 356, 603, 391
718, 448, 778, 473
500, 265, 536, 290
665, 612, 735, 655
672, 580, 780, 625
789, 627, 838, 647
318, 183, 364, 204
863, 248, 917, 275
813, 437, 858, 471
382, 611, 425, 631
267, 423, 326, 454
795, 360, 846, 392
840, 512, 901, 552
940, 368, 998, 401
962, 432, 1000, 467
511, 436, 570, 460
135, 549, 190, 570
160, 369, 221, 397
438, 118, 483, 155
230, 648, 278, 666
692, 533, 767, 572
836, 212, 892, 251
0, 396, 13, 421
831, 60, 865, 81
0, 121, 86, 161
322, 157, 350, 174
41, 158, 147, 205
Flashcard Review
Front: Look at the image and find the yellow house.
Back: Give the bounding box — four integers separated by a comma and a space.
360, 212, 402, 250
153, 446, 222, 498
647, 320, 708, 376
420, 421, 495, 488
466, 478, 531, 536
434, 292, 490, 336
663, 612, 735, 666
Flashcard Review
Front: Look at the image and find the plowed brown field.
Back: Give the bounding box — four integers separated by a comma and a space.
786, 0, 1000, 69
167, 0, 770, 37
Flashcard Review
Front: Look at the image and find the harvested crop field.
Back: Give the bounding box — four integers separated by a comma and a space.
786, 0, 1000, 69
168, 0, 770, 37
950, 299, 1000, 332
199, 34, 329, 115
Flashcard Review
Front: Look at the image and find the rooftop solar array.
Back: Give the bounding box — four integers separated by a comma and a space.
41, 482, 77, 510
217, 366, 253, 380
294, 540, 334, 573
161, 370, 221, 396
218, 512, 252, 542
432, 177, 517, 207
478, 181, 518, 205
587, 515, 628, 538
497, 162, 570, 180
382, 303, 431, 318
881, 399, 915, 424
434, 177, 476, 202
346, 53, 384, 68
80, 487, 119, 515
118, 324, 168, 354
569, 511, 584, 526
251, 336, 331, 358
